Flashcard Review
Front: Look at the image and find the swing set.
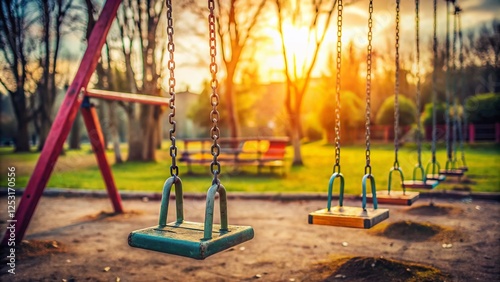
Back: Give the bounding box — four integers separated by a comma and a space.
2, 0, 471, 260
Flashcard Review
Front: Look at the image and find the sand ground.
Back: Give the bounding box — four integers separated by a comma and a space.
0, 194, 499, 281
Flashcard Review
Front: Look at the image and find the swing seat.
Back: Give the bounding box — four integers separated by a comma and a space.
129, 177, 254, 259
309, 206, 389, 229
309, 173, 389, 229
459, 166, 468, 172
439, 168, 464, 177
403, 179, 439, 190
128, 221, 254, 260
366, 190, 420, 206
426, 174, 446, 182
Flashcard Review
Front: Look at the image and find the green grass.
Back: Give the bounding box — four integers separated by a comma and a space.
0, 142, 499, 194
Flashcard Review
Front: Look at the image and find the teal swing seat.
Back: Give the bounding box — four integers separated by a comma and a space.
129, 177, 254, 259
403, 166, 438, 190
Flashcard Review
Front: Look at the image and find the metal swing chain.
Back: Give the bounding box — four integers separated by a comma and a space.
457, 5, 467, 165
208, 0, 221, 182
333, 0, 343, 174
431, 0, 438, 163
364, 0, 374, 174
444, 0, 452, 162
415, 0, 422, 167
393, 0, 400, 169
451, 3, 459, 164
166, 0, 178, 176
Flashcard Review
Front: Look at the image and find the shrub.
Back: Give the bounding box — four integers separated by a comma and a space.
376, 95, 417, 126
319, 91, 364, 130
421, 102, 446, 126
465, 93, 500, 124
303, 114, 323, 142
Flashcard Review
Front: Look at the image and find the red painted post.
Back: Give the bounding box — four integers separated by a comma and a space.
1, 0, 122, 246
469, 124, 475, 144
81, 104, 123, 213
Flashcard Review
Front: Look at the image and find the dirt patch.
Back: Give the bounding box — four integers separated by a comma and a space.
459, 177, 476, 185
8, 240, 67, 259
79, 210, 144, 221
308, 256, 451, 282
452, 185, 472, 192
405, 204, 462, 216
1, 197, 498, 282
370, 220, 467, 243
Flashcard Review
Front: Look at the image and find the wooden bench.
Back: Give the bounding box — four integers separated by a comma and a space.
179, 137, 289, 175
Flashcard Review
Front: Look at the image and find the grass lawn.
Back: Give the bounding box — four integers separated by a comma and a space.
0, 141, 499, 194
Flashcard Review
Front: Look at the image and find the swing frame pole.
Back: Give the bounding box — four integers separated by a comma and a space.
1, 0, 123, 246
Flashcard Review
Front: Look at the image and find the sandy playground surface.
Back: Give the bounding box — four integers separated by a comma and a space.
0, 193, 499, 281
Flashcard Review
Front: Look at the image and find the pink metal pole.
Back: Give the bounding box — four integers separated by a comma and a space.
1, 0, 123, 246
469, 124, 475, 144
81, 104, 123, 213
496, 123, 500, 143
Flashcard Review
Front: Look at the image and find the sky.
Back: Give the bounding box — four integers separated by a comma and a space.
167, 0, 500, 94
28, 0, 498, 96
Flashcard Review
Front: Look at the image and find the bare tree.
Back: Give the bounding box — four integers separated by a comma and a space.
274, 0, 337, 165
35, 0, 76, 151
215, 0, 266, 139
0, 0, 38, 152
112, 0, 167, 161
183, 0, 267, 140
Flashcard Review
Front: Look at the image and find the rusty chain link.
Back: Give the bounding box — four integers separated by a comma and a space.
364, 0, 373, 174
333, 0, 343, 174
208, 0, 221, 182
431, 0, 438, 163
444, 0, 452, 161
166, 0, 178, 176
456, 5, 467, 166
415, 0, 422, 167
393, 0, 400, 169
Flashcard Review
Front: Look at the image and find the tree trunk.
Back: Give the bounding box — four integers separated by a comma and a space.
156, 115, 162, 149
290, 114, 303, 166
139, 104, 158, 161
127, 108, 143, 161
107, 101, 122, 163
225, 66, 240, 141
98, 102, 109, 150
68, 112, 81, 149
37, 107, 51, 151
15, 116, 30, 152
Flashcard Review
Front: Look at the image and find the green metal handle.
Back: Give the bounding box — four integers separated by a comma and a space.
158, 176, 184, 227
327, 173, 344, 211
458, 156, 467, 169
362, 174, 378, 210
445, 159, 457, 170
387, 167, 405, 194
413, 164, 425, 182
203, 183, 229, 240
425, 160, 440, 175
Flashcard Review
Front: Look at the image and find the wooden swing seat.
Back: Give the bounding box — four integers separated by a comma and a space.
128, 221, 254, 260
403, 179, 439, 190
439, 169, 464, 177
426, 174, 446, 182
308, 206, 389, 229
366, 190, 420, 206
